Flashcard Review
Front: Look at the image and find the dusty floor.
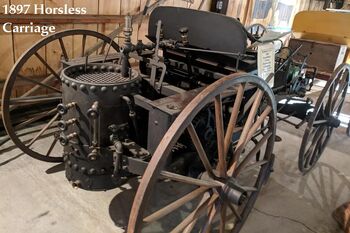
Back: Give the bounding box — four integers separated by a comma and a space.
0, 87, 349, 233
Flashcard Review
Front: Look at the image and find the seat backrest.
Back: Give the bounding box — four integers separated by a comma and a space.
148, 6, 247, 54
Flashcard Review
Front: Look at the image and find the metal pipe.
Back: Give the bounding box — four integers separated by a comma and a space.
112, 140, 123, 178
122, 96, 139, 142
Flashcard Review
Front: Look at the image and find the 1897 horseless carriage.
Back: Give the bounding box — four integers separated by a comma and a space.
1, 5, 349, 233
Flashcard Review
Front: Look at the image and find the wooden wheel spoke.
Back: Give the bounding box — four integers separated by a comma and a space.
9, 95, 61, 106
81, 34, 87, 57
183, 215, 200, 233
27, 113, 59, 147
304, 127, 325, 167
309, 132, 324, 165
214, 94, 226, 177
239, 160, 269, 174
200, 203, 218, 233
17, 74, 62, 93
160, 171, 220, 188
245, 106, 271, 145
34, 52, 61, 81
187, 123, 217, 179
99, 41, 107, 55
227, 201, 242, 221
224, 84, 245, 157
103, 40, 114, 62
332, 81, 347, 112
219, 204, 227, 233
143, 187, 209, 223
333, 96, 345, 114
326, 83, 335, 116
234, 131, 272, 176
170, 194, 218, 233
18, 73, 60, 100
58, 38, 69, 61
14, 108, 57, 131
228, 89, 264, 176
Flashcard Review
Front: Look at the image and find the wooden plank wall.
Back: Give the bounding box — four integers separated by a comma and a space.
0, 0, 210, 82
0, 0, 325, 83
227, 0, 325, 27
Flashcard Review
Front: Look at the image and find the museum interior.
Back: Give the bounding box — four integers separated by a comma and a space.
0, 0, 349, 232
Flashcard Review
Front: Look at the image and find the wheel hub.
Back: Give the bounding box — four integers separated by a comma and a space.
221, 178, 248, 205
327, 116, 341, 128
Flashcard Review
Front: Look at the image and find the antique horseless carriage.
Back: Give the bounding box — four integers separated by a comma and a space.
2, 6, 349, 233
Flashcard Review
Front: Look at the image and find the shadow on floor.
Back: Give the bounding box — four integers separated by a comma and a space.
108, 178, 139, 230
0, 152, 23, 167
45, 162, 65, 174
298, 162, 350, 213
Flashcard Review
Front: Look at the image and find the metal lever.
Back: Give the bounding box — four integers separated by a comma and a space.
150, 20, 162, 88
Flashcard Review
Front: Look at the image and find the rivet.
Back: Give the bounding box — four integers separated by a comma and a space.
108, 66, 114, 71
131, 83, 135, 87
88, 168, 96, 175
61, 77, 65, 82
79, 84, 86, 91
67, 160, 72, 166
100, 168, 106, 174
154, 121, 158, 125
63, 155, 68, 162
65, 80, 69, 85
115, 67, 121, 73
79, 66, 83, 71
71, 82, 77, 89
123, 85, 127, 89
101, 86, 107, 92
101, 65, 106, 70
90, 86, 97, 92
112, 86, 118, 92
74, 148, 80, 155
73, 164, 79, 171
80, 167, 86, 174
92, 65, 98, 70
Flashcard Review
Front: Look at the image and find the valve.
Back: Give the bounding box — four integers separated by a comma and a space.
58, 118, 77, 131
59, 132, 77, 146
87, 101, 99, 119
57, 102, 76, 115
88, 148, 98, 161
179, 27, 189, 45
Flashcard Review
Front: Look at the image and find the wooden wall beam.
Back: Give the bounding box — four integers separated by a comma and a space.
0, 14, 125, 24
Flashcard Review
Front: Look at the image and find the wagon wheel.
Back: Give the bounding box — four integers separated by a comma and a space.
298, 63, 350, 174
1, 29, 120, 162
128, 73, 276, 233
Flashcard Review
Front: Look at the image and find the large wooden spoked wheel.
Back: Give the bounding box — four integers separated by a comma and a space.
128, 73, 277, 233
298, 63, 350, 174
1, 29, 120, 162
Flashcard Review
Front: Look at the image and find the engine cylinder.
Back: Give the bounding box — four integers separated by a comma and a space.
60, 63, 141, 190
